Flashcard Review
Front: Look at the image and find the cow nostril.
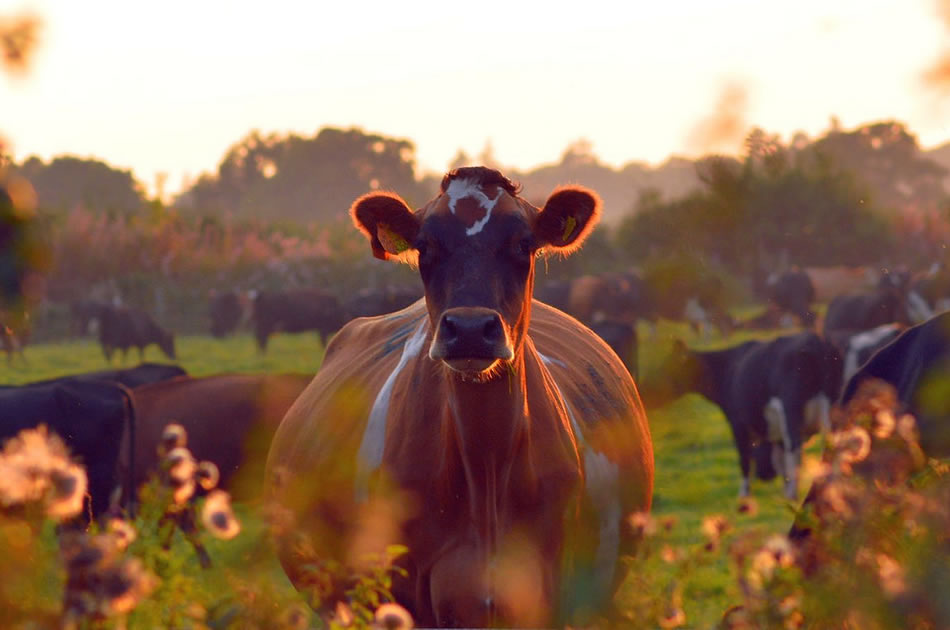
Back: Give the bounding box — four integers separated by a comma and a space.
441, 316, 458, 340
483, 316, 502, 342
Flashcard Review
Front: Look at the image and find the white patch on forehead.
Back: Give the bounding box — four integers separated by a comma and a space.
445, 177, 504, 236
355, 320, 428, 500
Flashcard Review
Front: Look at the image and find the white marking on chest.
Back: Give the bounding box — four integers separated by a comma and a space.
445, 178, 504, 236
355, 320, 428, 500
539, 351, 620, 590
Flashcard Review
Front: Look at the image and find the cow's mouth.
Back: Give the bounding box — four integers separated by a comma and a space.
442, 357, 501, 374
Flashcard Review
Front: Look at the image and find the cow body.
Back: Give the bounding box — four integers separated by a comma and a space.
252, 288, 345, 351
661, 333, 841, 498
267, 168, 653, 627
0, 379, 134, 517
840, 312, 950, 456
126, 373, 311, 500
98, 305, 176, 362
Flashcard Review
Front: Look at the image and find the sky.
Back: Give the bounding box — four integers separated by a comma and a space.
2, 0, 949, 198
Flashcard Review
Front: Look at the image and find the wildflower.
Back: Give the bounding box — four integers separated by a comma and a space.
374, 602, 413, 630
701, 514, 730, 541
0, 425, 72, 506
736, 497, 758, 517
660, 515, 678, 532
875, 553, 907, 598
195, 460, 220, 490
720, 605, 754, 629
159, 423, 187, 456
660, 544, 679, 564
896, 413, 919, 445
332, 601, 355, 627
201, 489, 241, 539
872, 408, 896, 439
172, 478, 196, 505
831, 426, 871, 465
278, 602, 311, 630
98, 557, 158, 615
107, 518, 137, 551
627, 511, 657, 538
164, 446, 197, 485
46, 463, 87, 521
762, 534, 795, 569
658, 607, 686, 629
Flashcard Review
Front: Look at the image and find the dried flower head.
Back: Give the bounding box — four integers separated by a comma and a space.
737, 497, 758, 517
701, 514, 730, 541
875, 553, 907, 598
374, 602, 414, 630
628, 511, 657, 538
107, 518, 137, 551
45, 463, 88, 521
0, 425, 73, 506
201, 489, 241, 539
830, 426, 871, 465
172, 478, 196, 505
159, 423, 187, 456
872, 408, 896, 439
164, 446, 197, 485
195, 460, 220, 490
278, 602, 311, 630
99, 557, 158, 615
333, 600, 355, 627
658, 606, 686, 628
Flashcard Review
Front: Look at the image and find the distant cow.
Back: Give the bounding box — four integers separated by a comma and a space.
69, 299, 112, 337
0, 379, 135, 517
252, 288, 345, 352
267, 167, 653, 627
823, 286, 912, 335
209, 289, 252, 338
343, 285, 423, 321
99, 306, 176, 362
766, 269, 816, 328
125, 373, 311, 500
658, 332, 842, 498
534, 278, 572, 313
567, 271, 649, 324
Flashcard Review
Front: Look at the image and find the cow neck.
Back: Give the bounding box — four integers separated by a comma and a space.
691, 347, 740, 409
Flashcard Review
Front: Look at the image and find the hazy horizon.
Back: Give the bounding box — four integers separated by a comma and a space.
3, 0, 949, 198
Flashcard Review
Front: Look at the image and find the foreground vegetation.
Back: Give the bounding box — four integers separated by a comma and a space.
1, 324, 947, 628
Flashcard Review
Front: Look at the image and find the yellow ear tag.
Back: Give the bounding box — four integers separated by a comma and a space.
561, 216, 577, 242
378, 223, 409, 255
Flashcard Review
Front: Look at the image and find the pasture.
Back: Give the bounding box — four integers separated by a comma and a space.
0, 321, 823, 628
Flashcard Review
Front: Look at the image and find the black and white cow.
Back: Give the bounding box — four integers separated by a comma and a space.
839, 312, 950, 456
824, 324, 905, 384
660, 332, 842, 498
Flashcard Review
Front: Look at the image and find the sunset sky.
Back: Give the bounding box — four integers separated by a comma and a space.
2, 0, 948, 198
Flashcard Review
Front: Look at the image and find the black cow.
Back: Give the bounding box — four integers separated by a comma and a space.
839, 312, 950, 455
657, 332, 842, 498
252, 288, 345, 352
824, 323, 905, 384
0, 379, 135, 518
27, 363, 188, 390
766, 269, 816, 328
209, 289, 251, 338
534, 279, 572, 313
99, 306, 176, 362
69, 299, 112, 337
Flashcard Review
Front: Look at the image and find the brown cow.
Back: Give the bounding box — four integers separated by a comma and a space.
124, 373, 311, 501
267, 167, 654, 627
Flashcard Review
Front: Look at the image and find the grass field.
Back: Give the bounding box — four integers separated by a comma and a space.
0, 323, 820, 628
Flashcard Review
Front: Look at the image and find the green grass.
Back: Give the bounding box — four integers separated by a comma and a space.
2, 322, 814, 628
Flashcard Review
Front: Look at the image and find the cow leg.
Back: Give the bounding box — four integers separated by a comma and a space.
764, 396, 802, 499
804, 394, 831, 436
727, 421, 753, 497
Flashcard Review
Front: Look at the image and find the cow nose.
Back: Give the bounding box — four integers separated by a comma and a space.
430, 307, 513, 367
440, 311, 504, 348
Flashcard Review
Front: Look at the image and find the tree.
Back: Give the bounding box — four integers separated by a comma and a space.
14, 156, 147, 213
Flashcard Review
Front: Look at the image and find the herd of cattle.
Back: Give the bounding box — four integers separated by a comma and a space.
3, 166, 950, 626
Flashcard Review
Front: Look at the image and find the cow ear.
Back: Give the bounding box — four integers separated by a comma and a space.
351, 192, 421, 263
533, 186, 601, 255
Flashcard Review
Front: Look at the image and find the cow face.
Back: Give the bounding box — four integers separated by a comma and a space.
352, 167, 599, 380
